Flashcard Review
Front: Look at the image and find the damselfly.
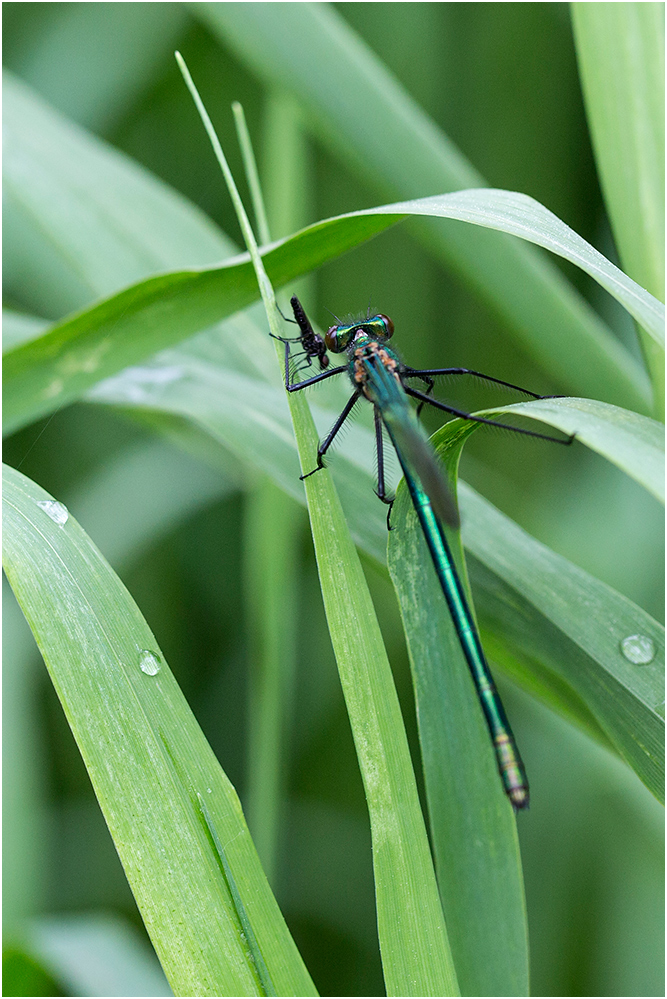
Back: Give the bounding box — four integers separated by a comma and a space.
280, 297, 573, 809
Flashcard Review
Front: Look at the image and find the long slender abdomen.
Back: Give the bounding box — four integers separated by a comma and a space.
387, 426, 529, 810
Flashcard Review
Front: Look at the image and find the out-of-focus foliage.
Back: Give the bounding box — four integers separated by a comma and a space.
3, 4, 663, 997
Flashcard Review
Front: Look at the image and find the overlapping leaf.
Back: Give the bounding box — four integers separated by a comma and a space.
2, 464, 317, 998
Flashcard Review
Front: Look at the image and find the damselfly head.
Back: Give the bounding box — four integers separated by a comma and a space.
325, 313, 394, 353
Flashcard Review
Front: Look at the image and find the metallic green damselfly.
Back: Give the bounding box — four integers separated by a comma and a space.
280, 297, 573, 809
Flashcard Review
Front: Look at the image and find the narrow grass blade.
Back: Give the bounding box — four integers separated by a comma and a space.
240, 96, 305, 886
2, 464, 317, 997
175, 53, 459, 995
571, 2, 665, 414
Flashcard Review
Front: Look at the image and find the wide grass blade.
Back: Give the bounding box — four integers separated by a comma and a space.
4, 68, 659, 433
457, 479, 664, 805
5, 185, 661, 435
2, 464, 317, 998
387, 481, 528, 999
431, 411, 664, 801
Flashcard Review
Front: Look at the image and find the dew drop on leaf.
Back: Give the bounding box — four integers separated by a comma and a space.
620, 634, 655, 665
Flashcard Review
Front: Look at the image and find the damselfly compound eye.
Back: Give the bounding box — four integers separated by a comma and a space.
373, 312, 394, 340
325, 325, 342, 352
378, 314, 394, 338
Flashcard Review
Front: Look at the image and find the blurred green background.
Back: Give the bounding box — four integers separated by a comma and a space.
3, 3, 663, 997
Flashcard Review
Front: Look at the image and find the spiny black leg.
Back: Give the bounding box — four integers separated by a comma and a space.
286, 363, 348, 392
280, 331, 346, 392
403, 367, 543, 399
374, 408, 395, 529
282, 338, 315, 391
300, 391, 360, 479
405, 386, 575, 445
270, 331, 302, 343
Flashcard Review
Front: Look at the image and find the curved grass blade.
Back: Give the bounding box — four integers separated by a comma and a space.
365, 189, 663, 347
457, 480, 664, 805
4, 71, 659, 432
196, 3, 659, 385
2, 464, 317, 998
5, 185, 659, 435
394, 407, 664, 803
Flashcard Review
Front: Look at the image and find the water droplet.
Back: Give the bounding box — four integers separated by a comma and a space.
207, 787, 213, 794
620, 634, 655, 665
139, 650, 161, 676
36, 499, 69, 526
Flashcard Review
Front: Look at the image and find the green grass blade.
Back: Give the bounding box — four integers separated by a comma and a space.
364, 189, 663, 347
387, 398, 663, 988
4, 68, 658, 430
387, 482, 529, 999
5, 185, 660, 435
5, 53, 658, 432
571, 2, 665, 414
2, 463, 317, 998
232, 101, 271, 247
571, 2, 665, 298
175, 54, 459, 995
